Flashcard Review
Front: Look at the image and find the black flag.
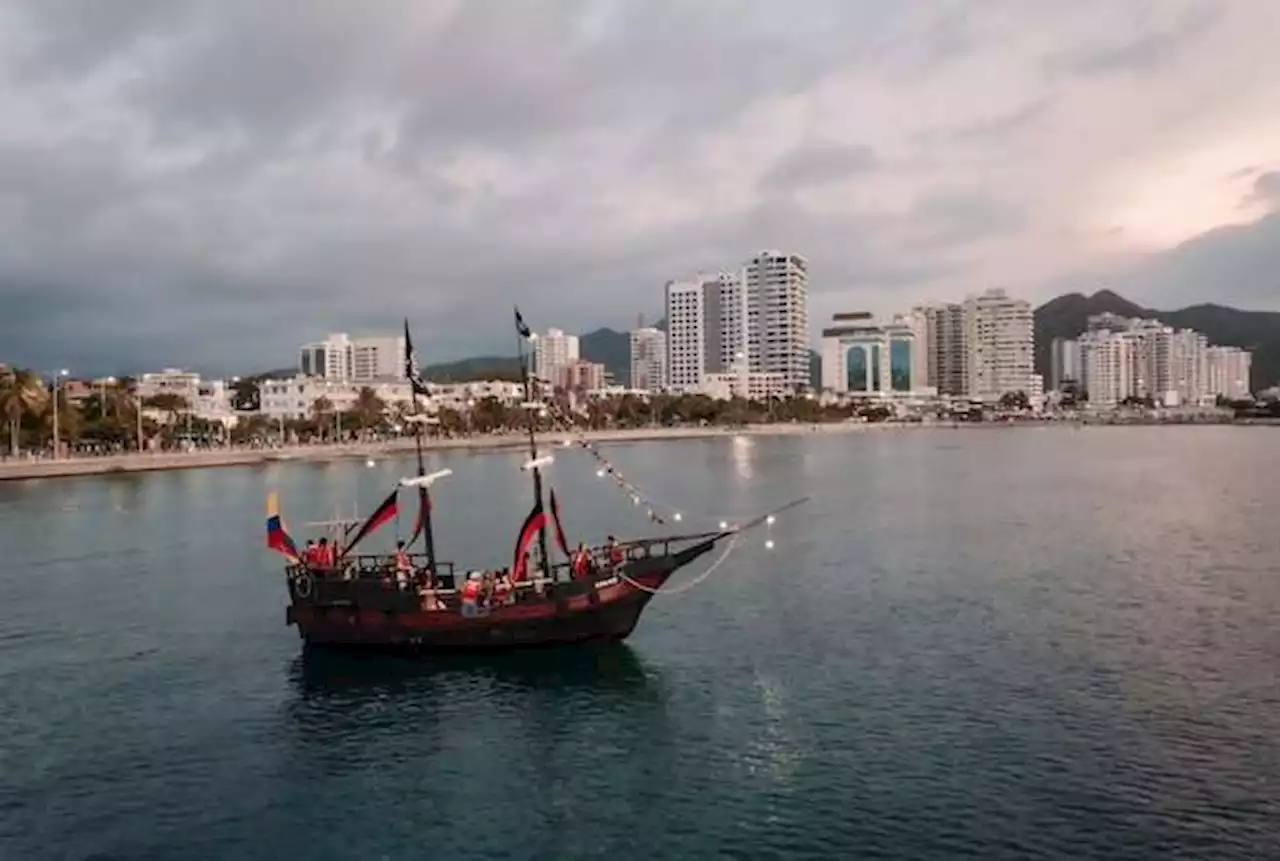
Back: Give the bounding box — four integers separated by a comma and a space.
403, 318, 431, 397
514, 306, 531, 338
549, 487, 570, 557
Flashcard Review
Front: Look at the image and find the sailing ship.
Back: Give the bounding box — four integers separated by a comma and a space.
265, 308, 803, 653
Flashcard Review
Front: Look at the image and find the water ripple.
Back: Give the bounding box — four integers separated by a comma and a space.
1, 428, 1278, 859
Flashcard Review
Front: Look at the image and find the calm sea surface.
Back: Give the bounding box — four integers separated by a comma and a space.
2, 427, 1278, 860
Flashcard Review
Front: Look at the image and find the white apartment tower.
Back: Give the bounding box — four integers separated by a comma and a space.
299, 333, 406, 383
1079, 331, 1134, 407
629, 327, 668, 392
665, 280, 707, 391
1207, 346, 1252, 401
1049, 338, 1082, 391
705, 271, 749, 374
963, 289, 1034, 401
533, 328, 580, 382
745, 250, 811, 389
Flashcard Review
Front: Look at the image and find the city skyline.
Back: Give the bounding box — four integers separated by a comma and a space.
2, 3, 1280, 375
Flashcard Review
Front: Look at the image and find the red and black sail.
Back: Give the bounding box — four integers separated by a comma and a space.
342, 488, 399, 558
512, 499, 548, 581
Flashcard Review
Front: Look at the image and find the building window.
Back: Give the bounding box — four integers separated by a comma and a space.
846, 346, 867, 392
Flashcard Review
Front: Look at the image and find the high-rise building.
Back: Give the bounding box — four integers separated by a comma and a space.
1169, 329, 1208, 406
1207, 346, 1252, 401
705, 271, 749, 374
664, 279, 707, 391
1074, 314, 1231, 407
922, 303, 967, 396
532, 328, 580, 382
1049, 338, 1081, 390
744, 250, 810, 389
1079, 330, 1134, 407
629, 327, 668, 392
299, 333, 406, 383
963, 289, 1034, 401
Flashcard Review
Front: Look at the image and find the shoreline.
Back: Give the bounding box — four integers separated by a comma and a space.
0, 418, 1263, 482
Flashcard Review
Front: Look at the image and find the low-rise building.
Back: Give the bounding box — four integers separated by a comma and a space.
555, 360, 606, 393
820, 311, 934, 398
258, 376, 524, 420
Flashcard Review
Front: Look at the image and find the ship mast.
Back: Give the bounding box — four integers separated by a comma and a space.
515, 308, 552, 579
404, 319, 437, 572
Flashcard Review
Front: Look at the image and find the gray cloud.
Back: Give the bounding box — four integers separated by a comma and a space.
1044, 1, 1222, 77
0, 0, 1276, 376
760, 143, 878, 192
1244, 171, 1280, 208
907, 190, 1026, 248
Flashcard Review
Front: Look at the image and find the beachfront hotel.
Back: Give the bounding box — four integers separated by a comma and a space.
819, 311, 933, 398
1071, 313, 1252, 406
298, 333, 406, 384
531, 328, 580, 383
963, 288, 1035, 403
629, 327, 667, 392
744, 250, 811, 389
658, 249, 812, 395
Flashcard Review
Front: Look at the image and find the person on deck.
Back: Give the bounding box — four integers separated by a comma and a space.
302, 540, 319, 568
606, 535, 624, 567
394, 540, 412, 591
572, 543, 592, 579
316, 537, 334, 569
493, 569, 513, 605
460, 572, 484, 617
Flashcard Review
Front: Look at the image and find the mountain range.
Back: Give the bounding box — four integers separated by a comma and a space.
253, 292, 1278, 392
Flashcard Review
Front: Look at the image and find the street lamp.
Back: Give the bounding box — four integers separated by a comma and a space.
99, 376, 116, 418
51, 369, 69, 459
134, 380, 145, 453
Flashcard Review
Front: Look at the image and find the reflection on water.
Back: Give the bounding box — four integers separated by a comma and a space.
290, 642, 655, 703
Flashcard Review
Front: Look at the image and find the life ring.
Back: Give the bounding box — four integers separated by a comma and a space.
295, 572, 314, 599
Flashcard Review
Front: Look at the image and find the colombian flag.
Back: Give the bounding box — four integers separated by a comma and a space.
265, 492, 302, 563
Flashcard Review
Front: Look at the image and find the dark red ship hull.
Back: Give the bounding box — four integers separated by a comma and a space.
284, 538, 714, 653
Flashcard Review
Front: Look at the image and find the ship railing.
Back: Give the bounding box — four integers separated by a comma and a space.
568, 531, 721, 567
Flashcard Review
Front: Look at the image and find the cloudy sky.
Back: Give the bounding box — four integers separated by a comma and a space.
2, 0, 1279, 376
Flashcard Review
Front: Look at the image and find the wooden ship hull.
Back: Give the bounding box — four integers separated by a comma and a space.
284, 537, 718, 653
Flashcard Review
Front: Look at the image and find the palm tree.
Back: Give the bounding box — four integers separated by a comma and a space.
0, 368, 49, 456
144, 393, 189, 425
352, 387, 385, 434
311, 396, 335, 440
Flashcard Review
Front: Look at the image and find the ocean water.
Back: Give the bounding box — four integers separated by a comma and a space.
1, 427, 1278, 860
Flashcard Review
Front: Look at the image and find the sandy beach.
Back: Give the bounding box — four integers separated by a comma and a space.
0, 421, 898, 482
